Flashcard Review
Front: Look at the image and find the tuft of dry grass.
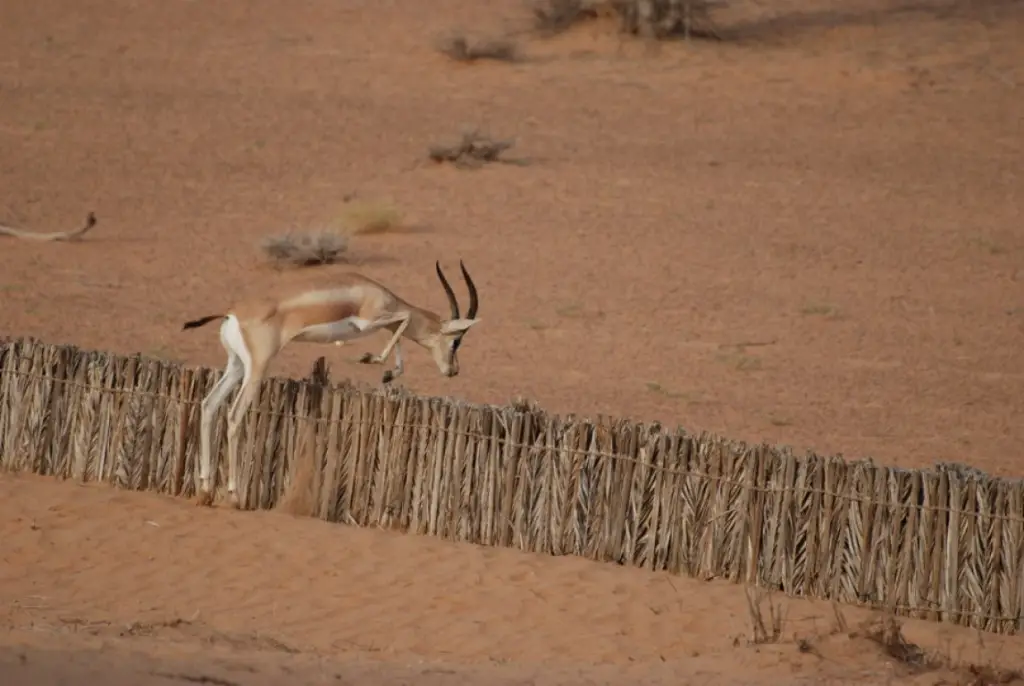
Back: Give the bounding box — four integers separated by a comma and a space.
337, 199, 404, 236
863, 613, 935, 671
437, 32, 520, 62
531, 0, 598, 35
745, 586, 788, 644
530, 0, 721, 41
260, 230, 349, 268
742, 595, 1024, 684
428, 129, 519, 169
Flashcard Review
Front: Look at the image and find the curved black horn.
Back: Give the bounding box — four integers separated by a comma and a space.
460, 260, 478, 320
436, 261, 460, 320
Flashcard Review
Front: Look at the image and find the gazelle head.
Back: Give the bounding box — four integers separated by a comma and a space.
431, 260, 480, 377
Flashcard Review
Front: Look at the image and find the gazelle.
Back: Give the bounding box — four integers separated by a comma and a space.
182, 260, 481, 508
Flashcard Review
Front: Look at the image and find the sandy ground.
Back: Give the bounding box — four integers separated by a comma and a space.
3, 473, 1024, 685
1, 0, 1022, 683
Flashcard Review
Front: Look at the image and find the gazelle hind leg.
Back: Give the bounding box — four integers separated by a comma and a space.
223, 357, 268, 509
196, 327, 245, 506
217, 315, 260, 509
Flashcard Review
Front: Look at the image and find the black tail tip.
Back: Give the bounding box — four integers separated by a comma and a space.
182, 314, 224, 331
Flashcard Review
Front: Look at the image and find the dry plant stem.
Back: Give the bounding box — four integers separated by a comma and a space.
0, 212, 97, 242
831, 601, 849, 633
745, 586, 786, 644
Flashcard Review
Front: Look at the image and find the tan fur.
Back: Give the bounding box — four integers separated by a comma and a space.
185, 264, 480, 507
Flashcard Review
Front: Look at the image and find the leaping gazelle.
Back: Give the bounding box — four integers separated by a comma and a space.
182, 260, 481, 508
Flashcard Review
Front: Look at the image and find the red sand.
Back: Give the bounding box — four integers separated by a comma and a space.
1, 0, 1022, 682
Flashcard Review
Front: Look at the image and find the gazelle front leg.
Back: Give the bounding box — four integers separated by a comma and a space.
381, 342, 404, 383
358, 314, 410, 383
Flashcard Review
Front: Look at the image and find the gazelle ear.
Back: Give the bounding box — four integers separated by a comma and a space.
440, 318, 481, 335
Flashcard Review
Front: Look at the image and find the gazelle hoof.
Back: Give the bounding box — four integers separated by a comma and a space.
225, 491, 241, 510
382, 370, 395, 384
194, 490, 214, 508
358, 353, 376, 364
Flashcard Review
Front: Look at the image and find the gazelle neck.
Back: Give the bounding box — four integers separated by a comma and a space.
404, 304, 446, 346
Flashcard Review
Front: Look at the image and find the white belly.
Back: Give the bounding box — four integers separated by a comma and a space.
293, 317, 374, 344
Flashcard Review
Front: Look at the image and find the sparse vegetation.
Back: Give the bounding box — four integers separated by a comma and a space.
530, 0, 721, 41
337, 198, 405, 236
644, 381, 694, 400
744, 586, 787, 644
800, 302, 841, 318
437, 32, 520, 62
428, 128, 521, 169
716, 350, 762, 371
260, 229, 349, 268
863, 611, 935, 672
743, 595, 1024, 685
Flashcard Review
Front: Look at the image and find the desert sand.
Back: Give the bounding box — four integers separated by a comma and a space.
1, 0, 1022, 683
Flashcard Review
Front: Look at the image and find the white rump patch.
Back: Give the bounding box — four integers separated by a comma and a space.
220, 315, 252, 380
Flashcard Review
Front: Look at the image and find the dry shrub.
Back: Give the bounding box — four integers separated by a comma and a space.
531, 0, 599, 34
864, 613, 935, 672
860, 613, 1024, 683
531, 0, 721, 41
337, 198, 404, 236
260, 230, 349, 268
745, 586, 788, 644
428, 129, 519, 169
437, 32, 520, 62
748, 598, 1023, 685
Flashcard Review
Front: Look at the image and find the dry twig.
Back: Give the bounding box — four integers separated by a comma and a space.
745, 586, 787, 644
428, 129, 519, 169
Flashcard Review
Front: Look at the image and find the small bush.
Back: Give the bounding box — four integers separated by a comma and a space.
260, 230, 349, 268
532, 0, 598, 34
428, 129, 519, 169
437, 33, 521, 62
531, 0, 721, 41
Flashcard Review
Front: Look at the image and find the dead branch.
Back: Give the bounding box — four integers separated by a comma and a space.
0, 212, 97, 242
428, 129, 518, 169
